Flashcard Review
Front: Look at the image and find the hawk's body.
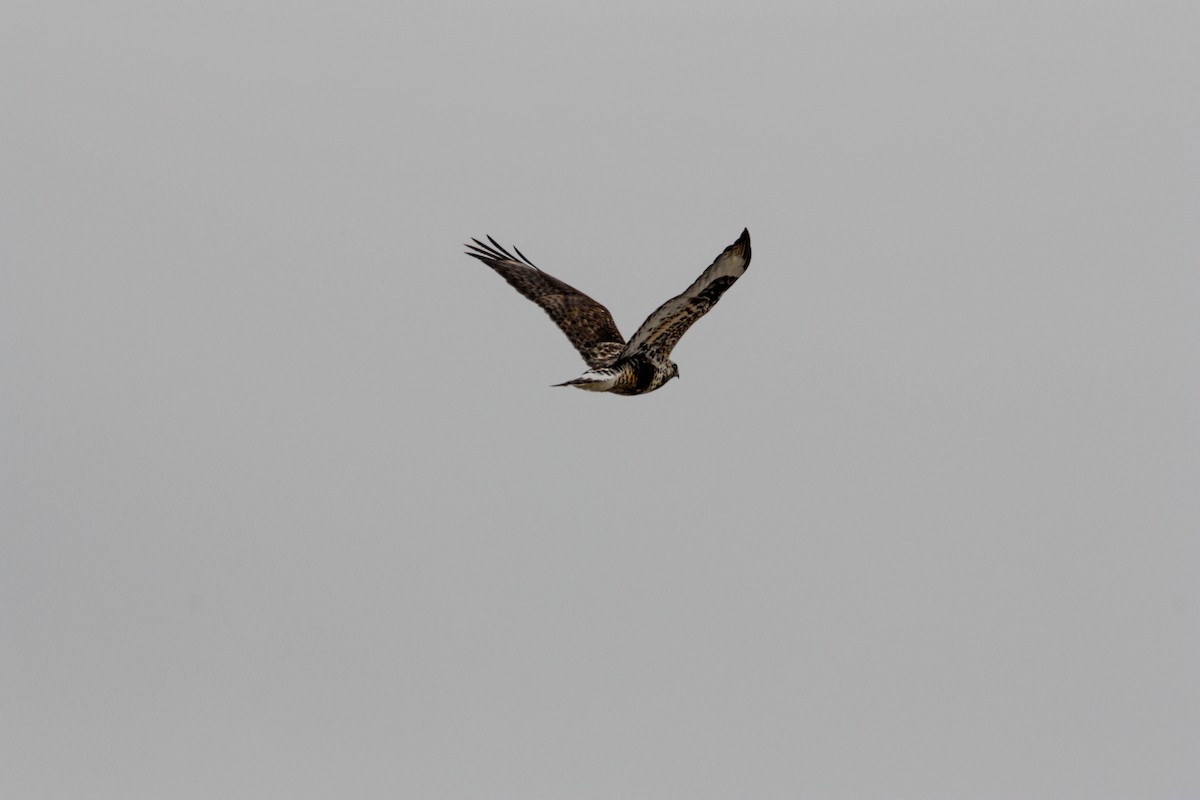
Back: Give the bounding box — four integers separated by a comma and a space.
465, 228, 751, 395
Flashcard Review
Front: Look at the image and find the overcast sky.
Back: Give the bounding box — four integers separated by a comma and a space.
2, 1, 1198, 798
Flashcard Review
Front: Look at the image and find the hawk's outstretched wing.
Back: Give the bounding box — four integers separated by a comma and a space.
465, 236, 626, 369
621, 228, 751, 360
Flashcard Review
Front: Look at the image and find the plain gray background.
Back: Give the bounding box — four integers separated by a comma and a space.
2, 1, 1197, 798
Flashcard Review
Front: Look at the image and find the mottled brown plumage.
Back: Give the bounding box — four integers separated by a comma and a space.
465, 237, 625, 369
465, 228, 751, 395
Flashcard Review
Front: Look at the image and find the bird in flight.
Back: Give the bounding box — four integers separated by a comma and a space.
464, 228, 751, 395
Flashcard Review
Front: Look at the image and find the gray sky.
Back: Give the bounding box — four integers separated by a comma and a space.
2, 1, 1198, 798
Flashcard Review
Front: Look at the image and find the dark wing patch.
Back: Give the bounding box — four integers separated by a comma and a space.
465, 236, 626, 368
621, 228, 751, 360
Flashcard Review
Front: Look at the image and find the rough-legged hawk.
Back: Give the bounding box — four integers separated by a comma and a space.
465, 228, 751, 395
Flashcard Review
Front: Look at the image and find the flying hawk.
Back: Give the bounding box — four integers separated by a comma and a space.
465, 228, 751, 395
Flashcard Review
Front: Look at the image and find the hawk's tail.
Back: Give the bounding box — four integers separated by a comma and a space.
552, 368, 619, 392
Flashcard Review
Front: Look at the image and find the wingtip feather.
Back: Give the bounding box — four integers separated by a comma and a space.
735, 227, 751, 264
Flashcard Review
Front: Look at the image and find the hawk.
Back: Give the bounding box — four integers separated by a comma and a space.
465, 228, 751, 395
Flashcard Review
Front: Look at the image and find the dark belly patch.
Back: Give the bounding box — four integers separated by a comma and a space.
634, 357, 657, 392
